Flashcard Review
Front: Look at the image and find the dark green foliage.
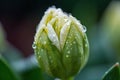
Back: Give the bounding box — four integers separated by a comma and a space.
0, 56, 20, 80
21, 67, 44, 80
102, 63, 120, 80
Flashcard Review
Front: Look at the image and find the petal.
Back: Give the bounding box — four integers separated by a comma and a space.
47, 23, 60, 51
69, 15, 86, 33
35, 24, 45, 43
60, 20, 71, 49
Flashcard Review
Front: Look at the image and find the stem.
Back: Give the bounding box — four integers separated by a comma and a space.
55, 77, 74, 80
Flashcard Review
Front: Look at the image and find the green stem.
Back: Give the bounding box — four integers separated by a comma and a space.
55, 77, 74, 80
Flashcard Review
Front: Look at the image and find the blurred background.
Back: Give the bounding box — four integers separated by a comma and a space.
0, 0, 120, 80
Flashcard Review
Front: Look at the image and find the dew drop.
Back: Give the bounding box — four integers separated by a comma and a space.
75, 36, 77, 39
85, 44, 88, 47
38, 56, 41, 59
53, 39, 56, 42
52, 34, 56, 37
67, 51, 70, 54
66, 41, 68, 44
41, 49, 44, 51
38, 52, 40, 55
66, 54, 69, 58
82, 25, 87, 32
32, 42, 36, 49
70, 43, 72, 46
66, 22, 70, 26
64, 19, 68, 22
40, 37, 42, 40
43, 41, 46, 44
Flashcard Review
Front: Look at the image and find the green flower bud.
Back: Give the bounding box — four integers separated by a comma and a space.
33, 7, 89, 80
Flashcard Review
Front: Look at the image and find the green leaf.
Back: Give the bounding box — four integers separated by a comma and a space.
21, 67, 44, 80
0, 56, 20, 80
102, 62, 120, 80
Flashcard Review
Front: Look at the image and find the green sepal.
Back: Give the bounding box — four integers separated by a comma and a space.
62, 23, 89, 79
35, 31, 65, 79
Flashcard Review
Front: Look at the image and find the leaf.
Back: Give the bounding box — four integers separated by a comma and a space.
0, 56, 20, 80
102, 62, 120, 80
21, 66, 54, 80
21, 67, 44, 80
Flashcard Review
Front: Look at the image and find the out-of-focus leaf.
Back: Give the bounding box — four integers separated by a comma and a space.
42, 72, 54, 80
102, 62, 120, 80
101, 1, 120, 61
0, 23, 23, 64
0, 23, 6, 52
21, 66, 54, 80
21, 67, 44, 80
0, 55, 20, 80
75, 64, 113, 80
2, 42, 23, 63
19, 55, 54, 80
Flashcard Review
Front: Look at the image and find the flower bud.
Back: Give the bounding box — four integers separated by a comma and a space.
33, 7, 89, 79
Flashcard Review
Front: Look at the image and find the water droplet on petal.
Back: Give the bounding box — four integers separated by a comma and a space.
40, 37, 42, 40
75, 36, 77, 39
39, 56, 41, 59
32, 42, 36, 49
85, 44, 88, 47
70, 43, 72, 46
67, 51, 70, 54
66, 47, 68, 50
38, 52, 40, 55
66, 55, 69, 58
64, 19, 68, 22
82, 25, 87, 32
43, 41, 46, 44
53, 34, 56, 37
66, 41, 68, 44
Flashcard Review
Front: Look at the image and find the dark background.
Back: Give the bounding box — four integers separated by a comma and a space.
0, 0, 111, 57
